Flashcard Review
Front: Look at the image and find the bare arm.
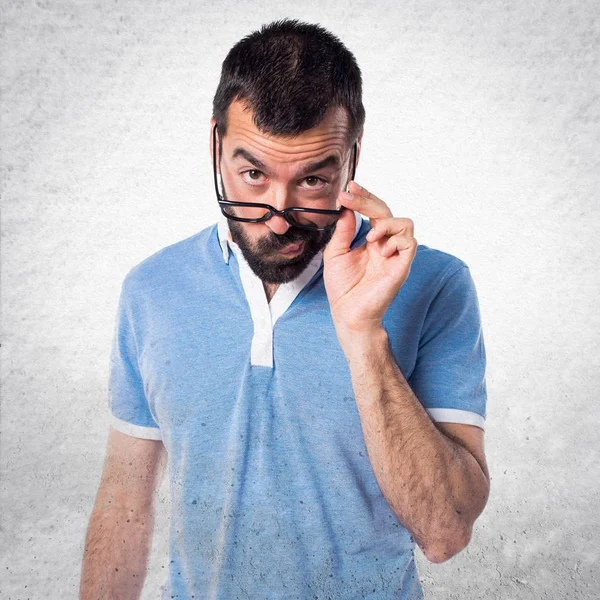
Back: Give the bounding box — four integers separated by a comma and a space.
343, 329, 490, 563
79, 427, 167, 600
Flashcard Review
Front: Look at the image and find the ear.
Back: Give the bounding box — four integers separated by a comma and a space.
355, 130, 363, 169
345, 131, 363, 189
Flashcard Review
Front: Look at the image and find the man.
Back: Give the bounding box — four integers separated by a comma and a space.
80, 19, 489, 600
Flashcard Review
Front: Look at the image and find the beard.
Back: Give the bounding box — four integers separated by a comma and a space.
228, 218, 334, 284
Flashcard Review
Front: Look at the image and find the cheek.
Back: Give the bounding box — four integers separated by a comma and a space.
220, 165, 246, 195
226, 172, 245, 192
231, 220, 268, 245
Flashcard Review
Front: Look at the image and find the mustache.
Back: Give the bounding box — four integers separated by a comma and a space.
255, 228, 318, 251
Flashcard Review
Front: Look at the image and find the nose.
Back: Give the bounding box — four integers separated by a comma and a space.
264, 186, 293, 235
265, 214, 291, 235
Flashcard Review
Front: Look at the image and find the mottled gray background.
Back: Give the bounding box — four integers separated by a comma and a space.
1, 0, 599, 598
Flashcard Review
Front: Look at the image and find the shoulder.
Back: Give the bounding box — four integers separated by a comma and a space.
412, 244, 470, 288
355, 215, 472, 297
122, 224, 219, 297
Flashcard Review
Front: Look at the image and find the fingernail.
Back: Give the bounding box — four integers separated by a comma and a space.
366, 229, 376, 241
341, 191, 354, 201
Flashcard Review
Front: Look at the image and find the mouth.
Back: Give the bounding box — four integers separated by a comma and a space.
277, 241, 304, 257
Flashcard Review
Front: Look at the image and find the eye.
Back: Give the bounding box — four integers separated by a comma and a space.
302, 176, 327, 190
242, 169, 266, 184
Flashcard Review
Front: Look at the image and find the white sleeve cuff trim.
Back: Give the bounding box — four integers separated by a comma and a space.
110, 415, 162, 440
426, 408, 485, 430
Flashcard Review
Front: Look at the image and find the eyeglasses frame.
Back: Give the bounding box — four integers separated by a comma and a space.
212, 123, 358, 231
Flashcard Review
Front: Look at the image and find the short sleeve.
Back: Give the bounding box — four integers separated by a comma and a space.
108, 278, 162, 440
408, 265, 487, 429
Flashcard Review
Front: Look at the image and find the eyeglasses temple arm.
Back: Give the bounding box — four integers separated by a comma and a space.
212, 124, 222, 200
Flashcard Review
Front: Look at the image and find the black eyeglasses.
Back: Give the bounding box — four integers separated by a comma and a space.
212, 124, 357, 231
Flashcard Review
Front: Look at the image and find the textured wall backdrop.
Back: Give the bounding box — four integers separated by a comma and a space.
1, 0, 599, 598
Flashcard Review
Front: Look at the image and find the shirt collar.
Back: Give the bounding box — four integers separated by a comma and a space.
216, 211, 364, 264
217, 219, 231, 263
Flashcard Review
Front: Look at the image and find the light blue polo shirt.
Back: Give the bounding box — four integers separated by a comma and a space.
108, 213, 487, 599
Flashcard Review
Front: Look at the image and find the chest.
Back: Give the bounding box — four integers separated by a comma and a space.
134, 281, 421, 451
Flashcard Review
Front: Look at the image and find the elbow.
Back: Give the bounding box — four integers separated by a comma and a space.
421, 526, 472, 564
421, 483, 489, 563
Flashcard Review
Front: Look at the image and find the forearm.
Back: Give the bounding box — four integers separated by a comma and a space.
79, 497, 155, 600
341, 328, 489, 562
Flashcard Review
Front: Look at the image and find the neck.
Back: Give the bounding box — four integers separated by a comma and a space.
264, 282, 280, 303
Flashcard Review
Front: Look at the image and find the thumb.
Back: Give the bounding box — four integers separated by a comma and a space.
323, 208, 356, 261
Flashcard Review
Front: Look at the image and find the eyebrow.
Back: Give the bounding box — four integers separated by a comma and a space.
231, 147, 342, 177
298, 155, 341, 177
232, 148, 268, 172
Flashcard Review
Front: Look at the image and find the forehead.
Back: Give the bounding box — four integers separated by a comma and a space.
222, 100, 351, 164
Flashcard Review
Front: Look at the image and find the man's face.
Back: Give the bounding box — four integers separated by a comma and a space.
213, 100, 356, 284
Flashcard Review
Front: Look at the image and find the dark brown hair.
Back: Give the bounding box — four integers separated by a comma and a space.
212, 19, 365, 144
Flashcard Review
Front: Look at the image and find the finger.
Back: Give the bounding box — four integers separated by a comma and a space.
339, 181, 393, 220
366, 217, 415, 243
323, 207, 357, 261
379, 234, 418, 257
